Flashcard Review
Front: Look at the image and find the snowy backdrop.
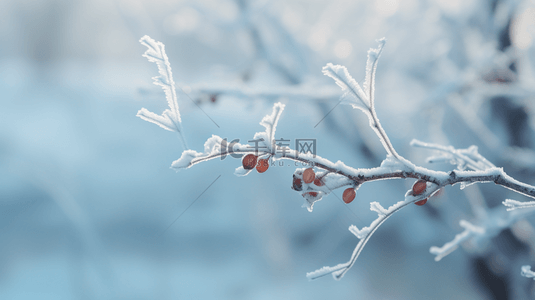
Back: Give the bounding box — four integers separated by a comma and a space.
2, 0, 535, 299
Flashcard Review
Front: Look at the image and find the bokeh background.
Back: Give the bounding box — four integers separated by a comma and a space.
2, 0, 535, 299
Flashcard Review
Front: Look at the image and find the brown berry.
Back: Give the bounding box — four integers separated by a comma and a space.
303, 168, 315, 184
256, 158, 269, 173
314, 178, 324, 186
412, 180, 427, 195
292, 176, 303, 191
242, 154, 258, 170
343, 188, 356, 204
415, 198, 428, 206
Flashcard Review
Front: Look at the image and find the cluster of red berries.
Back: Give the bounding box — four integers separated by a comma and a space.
292, 168, 356, 204
412, 179, 427, 206
242, 154, 270, 173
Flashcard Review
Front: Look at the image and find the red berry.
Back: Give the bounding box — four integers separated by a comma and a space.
256, 158, 269, 173
292, 176, 303, 191
314, 178, 324, 186
303, 168, 315, 184
242, 154, 258, 170
343, 188, 356, 204
415, 198, 428, 206
412, 180, 427, 195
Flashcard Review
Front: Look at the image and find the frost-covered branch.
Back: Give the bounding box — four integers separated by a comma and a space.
137, 36, 535, 282
322, 39, 400, 160
412, 140, 535, 209
503, 199, 535, 211
307, 183, 440, 280
431, 200, 535, 261
137, 35, 188, 150
521, 265, 535, 280
187, 83, 341, 103
430, 220, 485, 261
411, 139, 495, 172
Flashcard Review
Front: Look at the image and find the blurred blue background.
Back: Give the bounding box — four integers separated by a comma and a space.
2, 0, 535, 299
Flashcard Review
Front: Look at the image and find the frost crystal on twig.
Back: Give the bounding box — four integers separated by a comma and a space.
137, 35, 188, 150
411, 139, 497, 189
323, 38, 400, 160
503, 199, 535, 211
234, 103, 286, 175
430, 201, 535, 261
411, 140, 495, 172
171, 135, 239, 169
521, 265, 535, 279
253, 102, 285, 153
169, 102, 287, 174
322, 63, 370, 111
307, 183, 439, 281
136, 34, 535, 283
430, 220, 485, 262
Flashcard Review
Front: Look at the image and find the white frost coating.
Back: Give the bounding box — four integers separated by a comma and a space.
171, 150, 201, 169
323, 39, 401, 160
349, 224, 369, 239
503, 199, 535, 211
291, 168, 333, 212
521, 265, 535, 279
307, 183, 441, 280
301, 191, 325, 212
189, 83, 341, 102
137, 35, 188, 150
306, 264, 349, 281
363, 38, 386, 107
311, 199, 410, 280
429, 220, 485, 262
170, 102, 287, 172
322, 63, 370, 111
411, 139, 495, 172
379, 154, 405, 171
430, 230, 470, 262
459, 220, 486, 234
171, 135, 230, 169
370, 201, 388, 217
253, 102, 286, 152
234, 166, 253, 177
431, 201, 535, 262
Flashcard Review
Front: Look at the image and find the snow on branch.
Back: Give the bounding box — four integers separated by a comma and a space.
186, 83, 341, 102
430, 202, 535, 261
411, 139, 496, 190
137, 35, 188, 150
363, 38, 386, 108
137, 36, 535, 282
412, 140, 535, 209
307, 183, 440, 280
503, 199, 535, 211
322, 63, 370, 111
171, 135, 244, 169
521, 265, 535, 280
169, 102, 286, 175
430, 220, 485, 262
323, 38, 400, 160
411, 139, 495, 172
253, 102, 285, 153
